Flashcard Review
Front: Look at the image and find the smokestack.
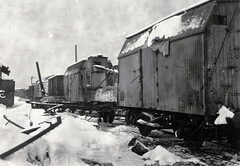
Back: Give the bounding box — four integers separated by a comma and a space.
75, 45, 77, 62
36, 62, 45, 96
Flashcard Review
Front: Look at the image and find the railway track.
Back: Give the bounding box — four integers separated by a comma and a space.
49, 109, 240, 165
133, 129, 240, 165
90, 116, 240, 166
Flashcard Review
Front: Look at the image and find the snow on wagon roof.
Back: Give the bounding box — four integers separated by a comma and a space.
119, 0, 215, 58
126, 0, 213, 39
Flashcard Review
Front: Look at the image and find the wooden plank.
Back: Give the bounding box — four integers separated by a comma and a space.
3, 115, 24, 129
0, 116, 61, 159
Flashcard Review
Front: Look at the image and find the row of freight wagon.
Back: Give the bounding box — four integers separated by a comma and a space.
27, 55, 118, 103
12, 0, 240, 151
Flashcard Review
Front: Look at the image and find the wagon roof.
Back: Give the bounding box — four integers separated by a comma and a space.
48, 74, 63, 79
64, 59, 86, 76
118, 0, 215, 58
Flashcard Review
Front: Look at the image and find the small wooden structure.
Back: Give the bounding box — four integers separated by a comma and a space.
0, 63, 15, 107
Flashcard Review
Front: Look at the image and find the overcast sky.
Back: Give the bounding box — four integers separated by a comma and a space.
0, 0, 200, 89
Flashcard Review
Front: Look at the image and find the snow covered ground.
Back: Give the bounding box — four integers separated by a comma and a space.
0, 97, 207, 166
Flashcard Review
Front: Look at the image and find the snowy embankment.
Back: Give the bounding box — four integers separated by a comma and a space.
0, 97, 203, 166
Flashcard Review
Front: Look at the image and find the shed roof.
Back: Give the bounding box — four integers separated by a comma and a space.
118, 0, 215, 58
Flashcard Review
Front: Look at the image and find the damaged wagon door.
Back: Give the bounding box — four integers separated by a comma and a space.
118, 52, 142, 107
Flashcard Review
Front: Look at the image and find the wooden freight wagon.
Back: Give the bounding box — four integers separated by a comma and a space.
118, 0, 240, 149
48, 75, 64, 96
28, 85, 35, 99
64, 55, 116, 102
34, 75, 54, 99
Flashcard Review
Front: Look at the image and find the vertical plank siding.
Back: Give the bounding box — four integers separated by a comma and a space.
118, 53, 142, 107
140, 34, 204, 115
118, 0, 240, 116
207, 1, 240, 115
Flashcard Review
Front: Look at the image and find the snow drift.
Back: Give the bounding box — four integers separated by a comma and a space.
0, 97, 204, 166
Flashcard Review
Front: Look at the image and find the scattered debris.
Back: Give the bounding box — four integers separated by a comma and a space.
81, 158, 113, 166
0, 116, 62, 159
128, 137, 149, 155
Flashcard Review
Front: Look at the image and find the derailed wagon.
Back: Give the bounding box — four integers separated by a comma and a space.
118, 0, 240, 149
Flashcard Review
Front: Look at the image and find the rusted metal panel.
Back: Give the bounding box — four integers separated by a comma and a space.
118, 52, 142, 107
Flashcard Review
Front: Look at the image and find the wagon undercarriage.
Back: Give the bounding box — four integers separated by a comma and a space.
28, 100, 117, 124
125, 108, 240, 151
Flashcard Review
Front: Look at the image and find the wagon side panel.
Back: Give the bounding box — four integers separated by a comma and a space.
171, 34, 205, 115
206, 1, 240, 115
55, 76, 64, 96
142, 48, 159, 109
118, 52, 142, 108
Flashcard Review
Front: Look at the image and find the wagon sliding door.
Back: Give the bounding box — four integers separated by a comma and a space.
206, 1, 240, 115
118, 52, 142, 107
141, 35, 205, 115
141, 48, 159, 109
141, 47, 177, 112
172, 35, 205, 115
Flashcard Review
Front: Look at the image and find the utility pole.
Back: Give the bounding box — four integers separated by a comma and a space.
75, 45, 77, 62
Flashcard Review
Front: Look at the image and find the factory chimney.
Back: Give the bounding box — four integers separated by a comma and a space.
75, 45, 77, 62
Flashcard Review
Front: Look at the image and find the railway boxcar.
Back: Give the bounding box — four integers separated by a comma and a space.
34, 75, 54, 99
64, 55, 117, 102
118, 0, 240, 149
48, 75, 64, 96
28, 85, 35, 99
28, 55, 117, 123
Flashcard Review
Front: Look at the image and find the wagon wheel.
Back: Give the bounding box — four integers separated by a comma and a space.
226, 113, 240, 151
115, 109, 123, 120
108, 110, 115, 124
226, 126, 240, 151
125, 110, 138, 125
138, 115, 152, 136
125, 110, 132, 125
183, 125, 204, 150
102, 110, 115, 124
